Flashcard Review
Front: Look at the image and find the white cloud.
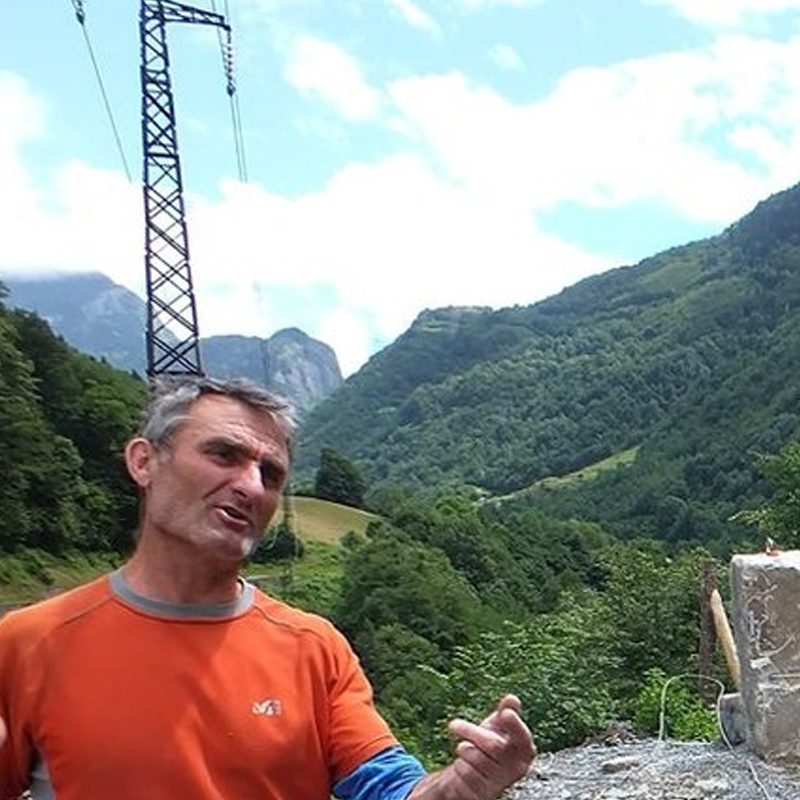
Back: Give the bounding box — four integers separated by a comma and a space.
0, 73, 44, 237
1, 158, 141, 287
0, 74, 139, 286
283, 35, 383, 121
386, 0, 442, 35
0, 72, 43, 145
387, 32, 800, 224
489, 43, 524, 72
641, 0, 800, 26
7, 21, 800, 378
457, 0, 545, 8
184, 155, 615, 375
316, 306, 374, 378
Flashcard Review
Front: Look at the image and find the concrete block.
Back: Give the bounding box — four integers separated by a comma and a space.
730, 550, 800, 764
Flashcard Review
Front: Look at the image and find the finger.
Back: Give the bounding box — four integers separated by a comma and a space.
448, 755, 491, 800
451, 712, 536, 775
0, 714, 6, 749
475, 704, 534, 752
495, 709, 537, 767
495, 694, 522, 715
449, 718, 506, 758
480, 694, 522, 729
498, 707, 535, 744
453, 735, 532, 795
455, 740, 493, 779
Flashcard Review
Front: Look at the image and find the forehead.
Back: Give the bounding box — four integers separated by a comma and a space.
180, 394, 289, 453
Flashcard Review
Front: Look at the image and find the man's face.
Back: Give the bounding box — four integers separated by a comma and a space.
129, 394, 291, 564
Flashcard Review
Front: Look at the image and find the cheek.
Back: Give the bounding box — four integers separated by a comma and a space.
257, 492, 281, 525
149, 468, 205, 514
147, 482, 182, 518
179, 462, 228, 498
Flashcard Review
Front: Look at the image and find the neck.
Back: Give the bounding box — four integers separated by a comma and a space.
123, 535, 243, 605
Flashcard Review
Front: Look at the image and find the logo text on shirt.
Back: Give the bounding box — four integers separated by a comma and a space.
252, 699, 283, 716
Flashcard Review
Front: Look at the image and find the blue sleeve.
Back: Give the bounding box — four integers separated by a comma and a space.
333, 745, 428, 800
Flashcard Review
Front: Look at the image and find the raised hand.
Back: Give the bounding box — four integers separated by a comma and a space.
409, 694, 535, 800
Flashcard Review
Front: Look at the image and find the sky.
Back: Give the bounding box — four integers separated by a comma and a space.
3, 1, 800, 376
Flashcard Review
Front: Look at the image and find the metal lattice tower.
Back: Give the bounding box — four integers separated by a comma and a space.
140, 0, 230, 377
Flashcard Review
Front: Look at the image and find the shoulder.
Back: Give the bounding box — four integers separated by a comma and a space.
249, 588, 353, 651
0, 576, 113, 654
250, 588, 340, 634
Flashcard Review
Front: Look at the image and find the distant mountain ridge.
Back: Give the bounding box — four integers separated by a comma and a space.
294, 181, 800, 551
2, 273, 342, 414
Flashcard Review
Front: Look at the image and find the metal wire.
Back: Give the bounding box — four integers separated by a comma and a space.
211, 0, 249, 182
69, 0, 133, 182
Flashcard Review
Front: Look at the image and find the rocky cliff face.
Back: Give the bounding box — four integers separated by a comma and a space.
3, 272, 150, 371
201, 330, 342, 415
2, 272, 343, 415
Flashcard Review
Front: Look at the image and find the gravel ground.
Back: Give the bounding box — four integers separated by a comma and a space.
508, 738, 800, 800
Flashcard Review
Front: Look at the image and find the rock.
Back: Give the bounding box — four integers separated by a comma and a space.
601, 756, 641, 773
731, 550, 800, 765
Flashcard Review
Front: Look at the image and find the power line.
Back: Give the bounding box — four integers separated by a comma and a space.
211, 0, 249, 183
69, 0, 133, 182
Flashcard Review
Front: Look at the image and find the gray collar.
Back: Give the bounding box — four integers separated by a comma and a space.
109, 569, 255, 619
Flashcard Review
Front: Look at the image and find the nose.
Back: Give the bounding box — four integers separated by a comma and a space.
233, 459, 266, 499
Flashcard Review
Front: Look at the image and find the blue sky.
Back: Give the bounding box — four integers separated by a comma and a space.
2, 1, 800, 375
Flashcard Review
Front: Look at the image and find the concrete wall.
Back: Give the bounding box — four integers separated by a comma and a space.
730, 550, 800, 764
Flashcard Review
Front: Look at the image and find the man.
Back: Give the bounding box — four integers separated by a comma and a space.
0, 376, 534, 799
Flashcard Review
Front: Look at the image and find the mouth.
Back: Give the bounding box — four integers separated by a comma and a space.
215, 503, 252, 532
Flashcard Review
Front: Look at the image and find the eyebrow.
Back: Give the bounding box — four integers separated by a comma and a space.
202, 437, 289, 476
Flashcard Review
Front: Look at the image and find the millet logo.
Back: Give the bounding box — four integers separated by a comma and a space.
252, 699, 283, 716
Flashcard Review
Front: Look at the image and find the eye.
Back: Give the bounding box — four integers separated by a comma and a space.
259, 459, 286, 489
206, 442, 242, 464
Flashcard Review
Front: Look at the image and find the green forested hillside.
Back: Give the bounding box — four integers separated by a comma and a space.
295, 182, 800, 553
0, 295, 147, 555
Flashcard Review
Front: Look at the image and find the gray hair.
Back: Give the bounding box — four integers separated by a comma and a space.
139, 376, 297, 447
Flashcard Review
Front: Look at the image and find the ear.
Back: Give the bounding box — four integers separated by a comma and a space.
125, 438, 158, 489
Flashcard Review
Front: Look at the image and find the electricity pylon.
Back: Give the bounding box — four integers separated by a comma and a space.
140, 0, 231, 377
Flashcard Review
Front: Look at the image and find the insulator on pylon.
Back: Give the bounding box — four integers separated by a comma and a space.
72, 0, 86, 24
224, 33, 236, 96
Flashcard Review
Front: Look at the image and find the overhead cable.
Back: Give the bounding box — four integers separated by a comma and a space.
70, 0, 133, 182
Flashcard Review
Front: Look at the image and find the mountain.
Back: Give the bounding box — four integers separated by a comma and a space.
200, 331, 342, 415
294, 182, 800, 552
1, 273, 342, 415
3, 272, 148, 372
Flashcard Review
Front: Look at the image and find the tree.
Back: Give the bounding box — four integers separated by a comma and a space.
313, 447, 366, 508
735, 440, 800, 549
334, 526, 487, 689
251, 520, 304, 562
421, 592, 620, 759
597, 541, 715, 703
0, 312, 91, 552
0, 301, 146, 555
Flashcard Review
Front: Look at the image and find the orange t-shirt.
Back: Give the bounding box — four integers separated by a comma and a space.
0, 574, 397, 800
